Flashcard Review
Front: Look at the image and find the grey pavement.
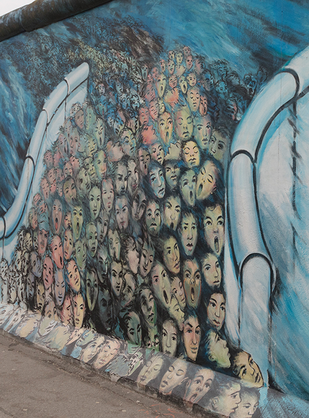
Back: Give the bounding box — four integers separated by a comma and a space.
0, 331, 200, 418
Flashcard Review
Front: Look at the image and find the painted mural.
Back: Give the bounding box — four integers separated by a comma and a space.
1, 0, 309, 416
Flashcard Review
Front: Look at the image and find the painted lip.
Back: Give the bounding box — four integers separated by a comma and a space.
214, 236, 219, 253
174, 261, 180, 270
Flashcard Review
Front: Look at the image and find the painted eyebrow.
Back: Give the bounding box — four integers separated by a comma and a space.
209, 297, 218, 304
217, 215, 224, 221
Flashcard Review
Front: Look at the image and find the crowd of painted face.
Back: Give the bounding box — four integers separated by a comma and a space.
1, 44, 263, 404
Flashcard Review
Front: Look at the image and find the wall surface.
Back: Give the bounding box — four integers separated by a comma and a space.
1, 0, 309, 415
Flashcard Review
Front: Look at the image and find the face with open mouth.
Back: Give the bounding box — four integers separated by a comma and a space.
151, 261, 171, 309
73, 293, 85, 329
72, 205, 83, 242
183, 258, 201, 309
51, 199, 62, 234
207, 293, 226, 331
67, 259, 81, 293
175, 106, 193, 141
163, 236, 180, 275
183, 140, 200, 168
233, 351, 264, 388
179, 212, 198, 256
203, 204, 224, 256
183, 315, 201, 362
180, 169, 196, 207
202, 253, 222, 289
86, 222, 98, 258
138, 147, 151, 176
50, 235, 64, 269
184, 368, 215, 407
163, 195, 181, 231
158, 111, 173, 144
156, 74, 167, 98
110, 260, 123, 298
159, 358, 188, 395
162, 319, 178, 357
196, 160, 218, 201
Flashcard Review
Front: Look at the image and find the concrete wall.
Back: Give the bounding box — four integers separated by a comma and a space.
1, 0, 309, 414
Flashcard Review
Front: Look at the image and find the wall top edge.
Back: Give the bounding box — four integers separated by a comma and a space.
0, 0, 112, 42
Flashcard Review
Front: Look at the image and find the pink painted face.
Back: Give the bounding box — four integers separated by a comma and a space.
52, 199, 62, 234
50, 235, 64, 269
74, 109, 84, 130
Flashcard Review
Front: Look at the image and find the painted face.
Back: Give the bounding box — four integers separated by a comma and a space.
75, 240, 86, 271
233, 351, 264, 388
51, 235, 64, 269
75, 109, 84, 130
151, 262, 171, 308
89, 186, 101, 221
138, 239, 154, 278
183, 316, 200, 361
76, 168, 91, 197
121, 129, 136, 157
186, 55, 193, 70
199, 95, 208, 116
102, 179, 114, 213
208, 330, 231, 368
179, 76, 187, 95
214, 383, 241, 416
209, 130, 229, 163
158, 112, 173, 144
38, 228, 48, 256
30, 251, 41, 277
72, 205, 83, 242
41, 178, 49, 201
94, 118, 105, 148
69, 128, 80, 156
126, 239, 139, 274
139, 107, 150, 126
183, 141, 200, 168
140, 288, 157, 328
94, 150, 107, 181
85, 106, 96, 132
24, 233, 32, 252
138, 148, 151, 176
108, 229, 121, 260
63, 230, 73, 262
67, 259, 81, 293
194, 114, 212, 151
183, 259, 201, 308
63, 178, 76, 205
96, 247, 110, 282
80, 335, 106, 364
149, 100, 159, 121
64, 211, 72, 230
36, 283, 45, 313
187, 72, 197, 87
202, 253, 221, 289
73, 293, 85, 328
115, 163, 128, 195
203, 205, 224, 256
54, 268, 65, 306
86, 269, 98, 311
230, 392, 259, 418
106, 140, 124, 162
29, 208, 38, 230
163, 195, 181, 231
146, 201, 161, 236
159, 358, 188, 395
127, 160, 139, 196
98, 285, 113, 332
149, 165, 165, 199
180, 169, 196, 206
44, 150, 53, 168
137, 354, 164, 387
122, 271, 136, 307
150, 143, 164, 166
131, 189, 146, 221
184, 369, 215, 407
179, 212, 198, 256
96, 210, 109, 244
93, 339, 120, 370
156, 74, 166, 98
162, 319, 178, 356
43, 256, 54, 291
196, 160, 218, 201
171, 276, 186, 311
110, 261, 123, 298
115, 196, 129, 232
167, 59, 175, 75
207, 293, 225, 331
187, 87, 200, 113
164, 161, 180, 190
163, 236, 180, 275
126, 312, 142, 345
169, 75, 178, 89
84, 157, 97, 183
86, 223, 98, 257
